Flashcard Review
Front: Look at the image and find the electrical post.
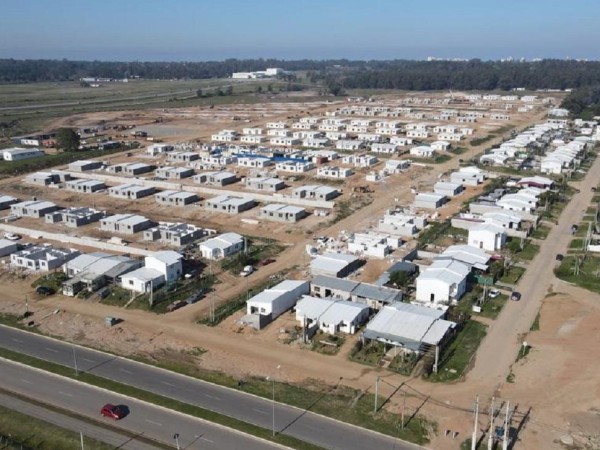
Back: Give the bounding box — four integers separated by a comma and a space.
471, 395, 479, 450
80, 431, 84, 450
401, 387, 406, 429
374, 376, 379, 414
487, 397, 495, 450
73, 345, 78, 376
502, 401, 510, 450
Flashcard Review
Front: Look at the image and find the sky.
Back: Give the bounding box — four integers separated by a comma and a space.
0, 0, 599, 61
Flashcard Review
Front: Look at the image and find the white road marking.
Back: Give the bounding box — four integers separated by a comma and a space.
119, 368, 132, 374
20, 379, 33, 384
58, 391, 72, 397
252, 408, 268, 415
145, 419, 163, 427
204, 394, 220, 400
200, 437, 214, 443
12, 338, 23, 343
44, 347, 59, 353
161, 381, 175, 387
82, 358, 96, 363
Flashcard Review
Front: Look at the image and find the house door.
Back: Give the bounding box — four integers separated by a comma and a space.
430, 293, 435, 303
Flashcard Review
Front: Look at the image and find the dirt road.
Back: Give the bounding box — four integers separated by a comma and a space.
467, 152, 600, 389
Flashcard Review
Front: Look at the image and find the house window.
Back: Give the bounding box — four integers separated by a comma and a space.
129, 280, 134, 285
430, 293, 435, 303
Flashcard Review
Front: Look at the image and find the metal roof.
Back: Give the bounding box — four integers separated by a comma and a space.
296, 296, 368, 324
363, 302, 455, 348
310, 253, 358, 275
312, 275, 359, 292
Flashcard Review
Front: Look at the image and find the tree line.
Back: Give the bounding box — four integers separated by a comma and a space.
2, 58, 600, 92
560, 85, 600, 119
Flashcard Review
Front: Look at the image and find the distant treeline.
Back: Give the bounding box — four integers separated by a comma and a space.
560, 85, 600, 118
2, 58, 600, 92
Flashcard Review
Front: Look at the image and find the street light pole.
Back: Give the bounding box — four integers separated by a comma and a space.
173, 433, 180, 450
73, 345, 78, 376
374, 376, 379, 414
271, 376, 275, 437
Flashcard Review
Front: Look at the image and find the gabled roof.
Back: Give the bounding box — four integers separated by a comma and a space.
148, 251, 182, 265
363, 302, 455, 347
297, 295, 368, 324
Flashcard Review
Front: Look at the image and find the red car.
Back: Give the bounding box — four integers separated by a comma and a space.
100, 403, 126, 420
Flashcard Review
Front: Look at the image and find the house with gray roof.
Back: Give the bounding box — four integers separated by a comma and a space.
108, 184, 156, 200
155, 190, 199, 206
65, 178, 106, 193
205, 195, 255, 214
310, 253, 362, 278
143, 222, 207, 246
259, 204, 307, 223
45, 207, 105, 228
100, 214, 155, 235
155, 166, 195, 180
11, 200, 60, 218
310, 275, 402, 310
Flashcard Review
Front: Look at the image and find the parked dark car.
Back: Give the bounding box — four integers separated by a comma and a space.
35, 286, 55, 296
510, 291, 522, 301
100, 404, 126, 420
556, 254, 564, 261
258, 258, 276, 267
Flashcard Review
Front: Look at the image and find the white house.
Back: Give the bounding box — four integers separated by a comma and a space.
336, 140, 365, 151
341, 154, 378, 167
413, 193, 447, 209
295, 296, 370, 335
415, 259, 470, 307
468, 223, 507, 251
370, 143, 398, 154
433, 181, 464, 197
431, 141, 450, 152
3, 148, 44, 161
409, 146, 436, 158
385, 159, 410, 173
120, 251, 183, 293
199, 233, 244, 260
245, 280, 310, 329
347, 232, 401, 259
317, 166, 353, 179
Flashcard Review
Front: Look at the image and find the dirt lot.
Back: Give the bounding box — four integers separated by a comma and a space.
1, 92, 583, 448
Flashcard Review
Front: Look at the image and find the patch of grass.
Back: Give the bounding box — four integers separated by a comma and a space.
417, 220, 451, 249
499, 266, 526, 285
530, 225, 550, 240
515, 344, 531, 362
555, 255, 600, 293
426, 320, 487, 382
311, 333, 345, 355
470, 135, 494, 146
409, 154, 452, 164
330, 196, 373, 225
31, 272, 68, 293
455, 287, 508, 320
569, 238, 585, 250
0, 403, 115, 450
516, 242, 540, 261
530, 312, 541, 331
221, 240, 285, 275
0, 346, 323, 450
448, 147, 467, 155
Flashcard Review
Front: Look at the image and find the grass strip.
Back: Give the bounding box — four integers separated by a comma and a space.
0, 401, 114, 450
0, 347, 324, 450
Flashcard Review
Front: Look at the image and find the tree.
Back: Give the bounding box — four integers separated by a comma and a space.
388, 270, 411, 288
255, 85, 263, 94
55, 128, 80, 152
224, 85, 233, 96
196, 88, 203, 97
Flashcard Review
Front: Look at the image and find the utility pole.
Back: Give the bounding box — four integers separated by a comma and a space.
80, 432, 84, 450
401, 387, 406, 429
374, 376, 380, 414
173, 433, 180, 450
487, 397, 495, 450
502, 401, 510, 450
471, 395, 479, 450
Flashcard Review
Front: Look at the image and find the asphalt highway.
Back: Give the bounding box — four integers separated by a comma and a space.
0, 390, 159, 450
0, 358, 283, 450
0, 325, 423, 450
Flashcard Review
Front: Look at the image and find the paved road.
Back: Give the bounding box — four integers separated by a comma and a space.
468, 152, 600, 387
0, 390, 159, 450
0, 326, 424, 450
0, 358, 282, 450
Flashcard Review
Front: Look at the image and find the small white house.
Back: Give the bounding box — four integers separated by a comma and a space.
468, 223, 507, 251
199, 233, 244, 260
415, 259, 470, 307
433, 181, 464, 197
409, 146, 436, 158
246, 280, 310, 322
431, 141, 450, 152
317, 166, 353, 179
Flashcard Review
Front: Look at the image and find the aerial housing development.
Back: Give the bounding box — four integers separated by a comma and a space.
1, 3, 600, 449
